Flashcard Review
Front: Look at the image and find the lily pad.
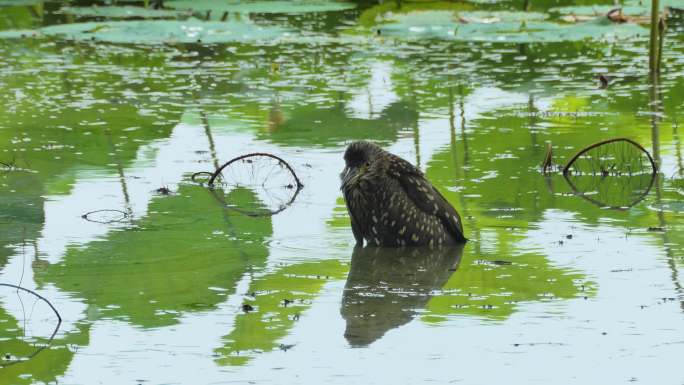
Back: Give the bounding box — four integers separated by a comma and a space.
458, 11, 547, 23
376, 12, 647, 43
57, 6, 186, 19
166, 0, 355, 14
37, 19, 292, 44
0, 28, 36, 38
549, 5, 649, 17
0, 0, 41, 7
624, 0, 684, 9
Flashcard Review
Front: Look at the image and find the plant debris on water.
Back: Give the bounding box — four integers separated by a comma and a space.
197, 153, 303, 216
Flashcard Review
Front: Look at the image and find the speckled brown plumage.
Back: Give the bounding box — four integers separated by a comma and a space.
340, 141, 467, 247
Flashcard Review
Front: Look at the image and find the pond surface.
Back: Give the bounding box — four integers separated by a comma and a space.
1, 1, 684, 384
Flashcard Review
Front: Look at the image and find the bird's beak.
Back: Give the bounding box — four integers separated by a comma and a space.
340, 165, 357, 188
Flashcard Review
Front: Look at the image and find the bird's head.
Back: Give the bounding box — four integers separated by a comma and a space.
340, 141, 383, 189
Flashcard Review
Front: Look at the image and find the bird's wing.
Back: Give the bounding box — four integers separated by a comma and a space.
389, 155, 467, 243
343, 190, 365, 246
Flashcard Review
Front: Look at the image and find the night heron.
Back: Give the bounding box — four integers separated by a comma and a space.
340, 141, 467, 247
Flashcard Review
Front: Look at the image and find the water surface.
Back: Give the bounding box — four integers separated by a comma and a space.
1, 1, 683, 384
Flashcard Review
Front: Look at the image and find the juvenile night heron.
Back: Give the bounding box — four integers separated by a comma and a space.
340, 141, 467, 247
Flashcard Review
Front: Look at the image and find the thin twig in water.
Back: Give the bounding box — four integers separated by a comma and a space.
208, 153, 304, 189
81, 209, 128, 224
563, 137, 657, 176
191, 171, 214, 183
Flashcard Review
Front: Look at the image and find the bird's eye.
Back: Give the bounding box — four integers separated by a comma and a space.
365, 161, 370, 167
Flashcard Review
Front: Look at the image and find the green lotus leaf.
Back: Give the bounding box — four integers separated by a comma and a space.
356, 1, 472, 28
377, 14, 646, 43
166, 0, 355, 14
458, 11, 548, 23
57, 6, 186, 19
624, 0, 684, 9
37, 18, 292, 44
0, 28, 35, 38
549, 5, 649, 17
0, 0, 40, 7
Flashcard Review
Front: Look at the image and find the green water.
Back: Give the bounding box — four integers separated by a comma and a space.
0, 1, 683, 384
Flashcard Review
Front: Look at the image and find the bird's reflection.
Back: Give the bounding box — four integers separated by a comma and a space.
341, 245, 464, 347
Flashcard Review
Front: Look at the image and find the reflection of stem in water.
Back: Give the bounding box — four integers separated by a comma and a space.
459, 86, 469, 169
268, 93, 284, 132
406, 73, 420, 169
104, 128, 132, 216
448, 87, 457, 159
453, 86, 474, 234
413, 125, 421, 170
448, 87, 466, 206
200, 111, 221, 171
673, 119, 683, 178
528, 94, 538, 149
18, 228, 27, 339
28, 5, 42, 20
367, 87, 373, 118
649, 78, 684, 311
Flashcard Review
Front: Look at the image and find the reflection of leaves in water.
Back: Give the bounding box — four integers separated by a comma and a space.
36, 185, 272, 328
424, 248, 594, 322
0, 284, 61, 367
259, 101, 417, 147
564, 138, 656, 209
564, 173, 655, 209
0, 172, 43, 269
215, 259, 346, 366
341, 246, 463, 347
0, 305, 88, 385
